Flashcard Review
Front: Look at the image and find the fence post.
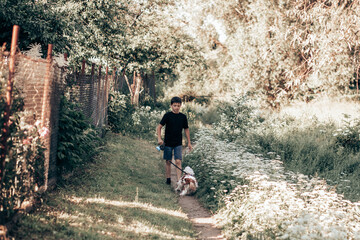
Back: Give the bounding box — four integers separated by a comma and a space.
96, 65, 102, 127
89, 63, 96, 124
40, 44, 53, 128
152, 71, 156, 102
112, 67, 117, 91
1, 42, 6, 51
104, 66, 109, 126
79, 59, 86, 111
0, 25, 19, 182
39, 44, 53, 190
81, 59, 86, 75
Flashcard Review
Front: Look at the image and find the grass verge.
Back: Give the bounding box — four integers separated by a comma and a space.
10, 133, 195, 239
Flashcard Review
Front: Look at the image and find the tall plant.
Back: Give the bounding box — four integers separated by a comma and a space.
0, 66, 45, 223
57, 97, 101, 173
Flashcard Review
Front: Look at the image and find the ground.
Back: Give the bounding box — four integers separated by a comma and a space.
170, 161, 224, 240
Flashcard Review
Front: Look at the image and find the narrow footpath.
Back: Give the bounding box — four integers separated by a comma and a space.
170, 161, 225, 240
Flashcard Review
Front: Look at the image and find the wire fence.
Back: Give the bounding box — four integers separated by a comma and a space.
0, 27, 115, 229
1, 52, 111, 187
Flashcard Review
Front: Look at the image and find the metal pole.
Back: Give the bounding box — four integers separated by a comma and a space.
0, 25, 19, 182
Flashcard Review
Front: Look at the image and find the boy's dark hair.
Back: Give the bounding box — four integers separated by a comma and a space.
171, 96, 182, 105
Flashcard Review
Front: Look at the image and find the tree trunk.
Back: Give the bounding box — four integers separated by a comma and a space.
133, 72, 142, 106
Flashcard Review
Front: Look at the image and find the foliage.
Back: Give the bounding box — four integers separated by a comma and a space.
131, 105, 165, 140
57, 96, 101, 173
108, 91, 167, 141
107, 91, 135, 135
184, 127, 360, 239
0, 66, 45, 223
213, 96, 258, 141
183, 129, 247, 211
164, 0, 360, 107
0, 0, 67, 54
252, 113, 360, 202
333, 115, 360, 151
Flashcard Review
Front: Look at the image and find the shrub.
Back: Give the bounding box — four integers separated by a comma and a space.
0, 67, 45, 223
131, 105, 165, 140
108, 91, 166, 141
333, 115, 360, 152
184, 126, 360, 239
57, 97, 101, 173
213, 96, 258, 141
107, 91, 135, 135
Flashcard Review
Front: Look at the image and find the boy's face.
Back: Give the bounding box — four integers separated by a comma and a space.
171, 102, 181, 114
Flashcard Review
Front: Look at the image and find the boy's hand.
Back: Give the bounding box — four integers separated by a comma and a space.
187, 143, 193, 152
158, 139, 164, 145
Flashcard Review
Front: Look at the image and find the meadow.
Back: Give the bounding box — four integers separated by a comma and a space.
179, 97, 360, 239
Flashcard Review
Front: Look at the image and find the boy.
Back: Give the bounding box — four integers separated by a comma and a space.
156, 96, 192, 185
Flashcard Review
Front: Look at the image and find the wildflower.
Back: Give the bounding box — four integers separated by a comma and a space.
38, 127, 49, 138
22, 136, 33, 145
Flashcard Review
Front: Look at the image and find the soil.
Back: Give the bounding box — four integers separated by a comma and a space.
170, 161, 225, 240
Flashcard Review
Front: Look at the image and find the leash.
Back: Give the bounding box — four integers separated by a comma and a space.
166, 159, 190, 175
157, 143, 194, 176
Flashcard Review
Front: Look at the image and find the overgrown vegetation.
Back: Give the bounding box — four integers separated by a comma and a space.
57, 96, 101, 173
181, 97, 360, 239
107, 91, 167, 141
164, 0, 360, 108
253, 112, 360, 202
0, 65, 45, 223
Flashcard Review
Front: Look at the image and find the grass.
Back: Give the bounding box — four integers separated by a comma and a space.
10, 133, 195, 239
252, 97, 360, 202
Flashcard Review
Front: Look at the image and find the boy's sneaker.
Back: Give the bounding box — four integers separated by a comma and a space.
166, 178, 171, 185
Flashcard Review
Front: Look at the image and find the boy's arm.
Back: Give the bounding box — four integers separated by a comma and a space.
156, 124, 164, 145
184, 128, 192, 151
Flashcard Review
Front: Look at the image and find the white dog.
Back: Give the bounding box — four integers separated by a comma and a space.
175, 166, 198, 196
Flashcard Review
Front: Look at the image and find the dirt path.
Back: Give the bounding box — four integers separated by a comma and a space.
170, 161, 225, 240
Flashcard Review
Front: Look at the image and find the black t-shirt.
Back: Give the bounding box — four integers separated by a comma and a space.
160, 112, 189, 147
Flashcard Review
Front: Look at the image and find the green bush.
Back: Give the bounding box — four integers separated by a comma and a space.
0, 67, 45, 223
108, 91, 167, 141
57, 97, 101, 173
333, 115, 360, 152
213, 96, 258, 141
107, 91, 135, 135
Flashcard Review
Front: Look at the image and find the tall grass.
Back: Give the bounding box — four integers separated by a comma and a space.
180, 97, 360, 238
253, 98, 360, 201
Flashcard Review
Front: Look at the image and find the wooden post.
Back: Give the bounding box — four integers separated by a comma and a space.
104, 66, 109, 126
112, 67, 117, 91
96, 66, 102, 127
40, 44, 53, 190
133, 72, 142, 106
356, 64, 359, 95
40, 44, 53, 128
152, 71, 156, 102
81, 59, 86, 75
79, 59, 86, 108
91, 63, 95, 76
0, 25, 19, 182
